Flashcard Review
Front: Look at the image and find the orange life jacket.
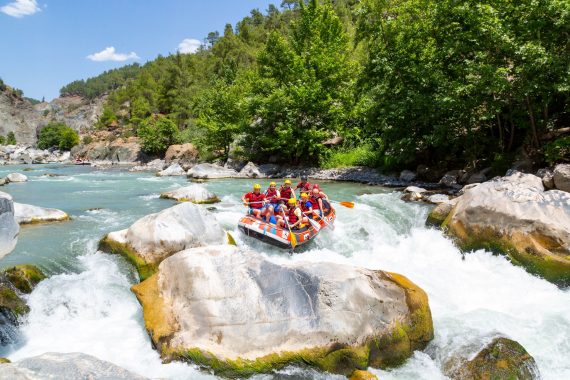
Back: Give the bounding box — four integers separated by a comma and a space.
245, 192, 265, 209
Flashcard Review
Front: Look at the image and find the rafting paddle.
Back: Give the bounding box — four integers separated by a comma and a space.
302, 212, 321, 231
281, 210, 297, 249
330, 200, 355, 208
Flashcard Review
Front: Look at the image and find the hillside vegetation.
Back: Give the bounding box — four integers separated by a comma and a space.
61, 0, 570, 170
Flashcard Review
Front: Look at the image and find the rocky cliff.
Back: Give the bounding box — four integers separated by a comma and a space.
0, 85, 105, 145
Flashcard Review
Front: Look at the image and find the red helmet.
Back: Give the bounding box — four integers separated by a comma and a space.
313, 184, 319, 189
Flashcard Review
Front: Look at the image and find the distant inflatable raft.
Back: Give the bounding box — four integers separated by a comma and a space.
238, 204, 336, 249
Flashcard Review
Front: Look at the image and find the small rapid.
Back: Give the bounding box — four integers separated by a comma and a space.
0, 165, 569, 379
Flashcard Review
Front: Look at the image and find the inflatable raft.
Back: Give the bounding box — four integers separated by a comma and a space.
238, 204, 336, 249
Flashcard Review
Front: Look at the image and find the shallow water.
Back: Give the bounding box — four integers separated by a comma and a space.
0, 164, 569, 379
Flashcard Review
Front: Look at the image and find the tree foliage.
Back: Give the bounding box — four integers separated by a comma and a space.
38, 123, 79, 150
137, 115, 179, 154
6, 132, 16, 145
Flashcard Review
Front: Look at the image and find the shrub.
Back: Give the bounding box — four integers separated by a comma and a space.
6, 132, 16, 145
321, 144, 379, 169
0, 135, 5, 145
82, 135, 93, 145
38, 123, 79, 150
137, 115, 179, 155
544, 136, 570, 164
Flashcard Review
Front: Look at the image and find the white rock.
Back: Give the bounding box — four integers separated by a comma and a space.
0, 352, 148, 380
0, 191, 19, 258
14, 203, 69, 224
157, 163, 186, 177
132, 245, 433, 372
426, 194, 450, 204
187, 163, 238, 179
404, 186, 427, 194
553, 164, 570, 192
104, 202, 226, 266
160, 184, 219, 203
237, 162, 264, 178
6, 173, 28, 183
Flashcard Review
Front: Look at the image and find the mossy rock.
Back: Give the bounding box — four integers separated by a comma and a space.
3, 265, 46, 293
0, 284, 29, 316
449, 337, 539, 380
98, 235, 157, 281
0, 358, 10, 364
350, 370, 378, 380
136, 268, 434, 378
425, 203, 452, 228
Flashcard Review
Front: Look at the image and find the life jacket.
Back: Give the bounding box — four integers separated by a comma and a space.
300, 200, 312, 212
296, 181, 312, 192
246, 192, 265, 209
288, 207, 299, 224
280, 186, 293, 200
265, 188, 279, 203
310, 193, 321, 208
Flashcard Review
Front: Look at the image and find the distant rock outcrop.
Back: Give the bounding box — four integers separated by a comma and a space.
71, 137, 143, 163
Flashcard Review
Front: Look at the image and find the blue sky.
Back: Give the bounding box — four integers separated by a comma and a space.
0, 0, 277, 101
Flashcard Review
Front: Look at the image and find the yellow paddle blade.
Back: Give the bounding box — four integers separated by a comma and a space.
339, 201, 355, 208
227, 232, 237, 246
290, 231, 297, 248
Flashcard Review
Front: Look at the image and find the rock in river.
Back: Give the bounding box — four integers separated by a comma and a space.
6, 173, 27, 183
187, 163, 238, 179
160, 184, 220, 204
99, 202, 225, 280
132, 245, 434, 377
0, 352, 148, 380
0, 191, 18, 258
444, 336, 540, 380
157, 163, 187, 177
14, 203, 69, 224
444, 171, 570, 284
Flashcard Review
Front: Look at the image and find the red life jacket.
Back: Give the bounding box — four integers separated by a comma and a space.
288, 207, 298, 224
300, 200, 312, 212
280, 186, 293, 200
245, 192, 265, 209
310, 194, 321, 208
265, 188, 279, 203
296, 181, 312, 192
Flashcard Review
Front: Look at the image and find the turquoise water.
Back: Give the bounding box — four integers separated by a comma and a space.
0, 164, 569, 379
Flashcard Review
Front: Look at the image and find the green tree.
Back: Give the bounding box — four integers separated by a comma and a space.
137, 115, 179, 154
37, 123, 79, 150
96, 106, 118, 129
0, 135, 5, 145
245, 0, 355, 164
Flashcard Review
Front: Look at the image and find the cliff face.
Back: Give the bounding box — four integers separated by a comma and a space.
0, 90, 42, 144
0, 87, 105, 145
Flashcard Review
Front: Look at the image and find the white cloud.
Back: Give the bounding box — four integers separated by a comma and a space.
1, 0, 41, 18
177, 38, 202, 54
86, 47, 139, 62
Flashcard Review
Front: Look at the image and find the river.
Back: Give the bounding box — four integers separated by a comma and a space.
0, 164, 568, 379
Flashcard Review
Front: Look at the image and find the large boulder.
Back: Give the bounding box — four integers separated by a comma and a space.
237, 162, 264, 178
444, 337, 540, 380
0, 352, 148, 380
553, 164, 570, 192
0, 192, 18, 258
14, 203, 69, 224
187, 163, 238, 179
129, 159, 166, 172
160, 185, 220, 204
399, 170, 417, 182
99, 203, 226, 280
164, 143, 199, 170
157, 163, 186, 177
132, 245, 433, 377
71, 139, 143, 163
6, 173, 27, 183
445, 171, 570, 284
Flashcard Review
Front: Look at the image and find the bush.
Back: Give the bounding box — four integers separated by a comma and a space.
37, 123, 79, 150
82, 135, 93, 145
6, 132, 16, 145
321, 144, 379, 169
0, 135, 5, 145
137, 115, 179, 155
545, 136, 570, 164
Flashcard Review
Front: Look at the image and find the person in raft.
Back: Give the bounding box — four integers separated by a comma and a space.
299, 192, 317, 218
279, 198, 309, 230
242, 183, 268, 219
310, 185, 329, 217
279, 179, 294, 201
295, 175, 312, 197
265, 182, 283, 224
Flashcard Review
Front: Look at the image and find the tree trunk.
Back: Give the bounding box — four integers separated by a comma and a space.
507, 104, 515, 152
496, 114, 504, 151
526, 96, 539, 147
